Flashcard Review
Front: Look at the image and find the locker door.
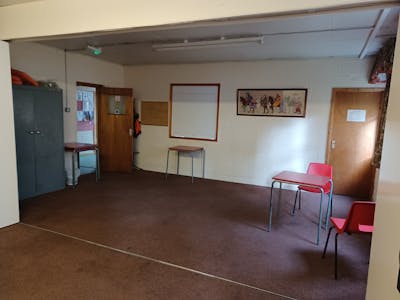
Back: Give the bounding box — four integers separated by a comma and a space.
12, 88, 36, 199
34, 89, 65, 194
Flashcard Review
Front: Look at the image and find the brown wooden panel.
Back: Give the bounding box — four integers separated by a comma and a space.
326, 88, 383, 199
76, 81, 103, 88
100, 87, 133, 96
98, 87, 134, 173
141, 101, 168, 126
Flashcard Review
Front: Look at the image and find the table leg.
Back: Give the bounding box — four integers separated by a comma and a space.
316, 187, 324, 245
72, 152, 76, 187
191, 153, 194, 183
177, 152, 180, 175
165, 150, 170, 180
268, 181, 277, 232
277, 182, 282, 214
291, 189, 299, 215
95, 148, 100, 182
202, 149, 205, 179
325, 179, 334, 229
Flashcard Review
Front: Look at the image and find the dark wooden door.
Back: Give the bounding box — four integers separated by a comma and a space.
326, 88, 383, 199
98, 87, 134, 173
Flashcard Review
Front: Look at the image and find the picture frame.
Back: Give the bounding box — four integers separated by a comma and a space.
237, 89, 307, 117
170, 83, 220, 141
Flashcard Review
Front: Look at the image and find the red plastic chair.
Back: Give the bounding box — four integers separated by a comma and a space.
292, 163, 333, 228
322, 201, 376, 279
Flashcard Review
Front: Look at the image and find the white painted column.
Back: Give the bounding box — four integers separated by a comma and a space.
366, 18, 400, 300
0, 40, 20, 228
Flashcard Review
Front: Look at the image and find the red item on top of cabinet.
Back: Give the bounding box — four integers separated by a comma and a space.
11, 69, 39, 87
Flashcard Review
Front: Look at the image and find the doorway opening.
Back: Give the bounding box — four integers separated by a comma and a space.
76, 84, 97, 175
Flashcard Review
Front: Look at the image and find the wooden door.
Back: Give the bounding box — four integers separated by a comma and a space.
326, 88, 383, 199
98, 87, 134, 173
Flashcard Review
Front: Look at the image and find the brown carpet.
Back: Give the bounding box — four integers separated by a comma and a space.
0, 224, 279, 300
3, 171, 372, 299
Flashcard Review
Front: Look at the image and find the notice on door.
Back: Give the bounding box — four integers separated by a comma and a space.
347, 109, 366, 122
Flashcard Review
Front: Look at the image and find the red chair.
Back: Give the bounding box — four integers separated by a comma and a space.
322, 201, 376, 279
292, 163, 333, 229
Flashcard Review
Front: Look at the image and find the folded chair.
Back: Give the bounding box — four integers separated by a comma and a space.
291, 162, 333, 229
322, 201, 376, 279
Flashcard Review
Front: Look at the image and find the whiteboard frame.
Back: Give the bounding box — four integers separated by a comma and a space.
169, 83, 220, 141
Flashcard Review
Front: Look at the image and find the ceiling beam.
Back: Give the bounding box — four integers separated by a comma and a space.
0, 0, 40, 7
9, 2, 399, 43
53, 26, 373, 52
359, 8, 391, 59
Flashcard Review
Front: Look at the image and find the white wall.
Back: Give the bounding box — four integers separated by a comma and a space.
9, 42, 125, 142
0, 41, 19, 227
366, 22, 400, 299
125, 58, 382, 186
0, 1, 398, 297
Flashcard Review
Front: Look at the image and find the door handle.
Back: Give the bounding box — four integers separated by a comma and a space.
26, 130, 35, 135
35, 130, 41, 135
331, 139, 336, 149
129, 128, 133, 136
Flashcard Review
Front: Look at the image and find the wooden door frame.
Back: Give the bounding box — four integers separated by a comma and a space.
326, 88, 385, 163
98, 87, 134, 172
76, 81, 103, 146
326, 88, 384, 198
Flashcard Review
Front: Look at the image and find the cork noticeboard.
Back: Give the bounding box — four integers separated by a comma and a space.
141, 101, 168, 126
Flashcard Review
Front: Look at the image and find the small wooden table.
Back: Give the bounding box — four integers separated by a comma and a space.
267, 171, 333, 245
165, 146, 205, 183
64, 143, 100, 186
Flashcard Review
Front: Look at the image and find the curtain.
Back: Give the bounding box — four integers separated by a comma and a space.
371, 38, 396, 168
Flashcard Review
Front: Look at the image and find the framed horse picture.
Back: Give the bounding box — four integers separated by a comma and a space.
237, 89, 307, 117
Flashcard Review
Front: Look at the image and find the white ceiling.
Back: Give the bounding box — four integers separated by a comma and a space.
33, 5, 399, 65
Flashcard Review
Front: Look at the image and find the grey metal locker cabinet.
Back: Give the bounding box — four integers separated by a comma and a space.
12, 85, 65, 200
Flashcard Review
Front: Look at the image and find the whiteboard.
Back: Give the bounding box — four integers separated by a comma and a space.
170, 84, 220, 141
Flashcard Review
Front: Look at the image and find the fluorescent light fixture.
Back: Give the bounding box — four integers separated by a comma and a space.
87, 45, 102, 55
152, 36, 264, 51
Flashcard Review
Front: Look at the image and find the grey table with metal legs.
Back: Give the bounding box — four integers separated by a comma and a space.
64, 143, 100, 187
267, 171, 333, 245
165, 146, 205, 183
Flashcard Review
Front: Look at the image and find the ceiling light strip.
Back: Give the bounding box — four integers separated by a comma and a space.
152, 36, 264, 51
